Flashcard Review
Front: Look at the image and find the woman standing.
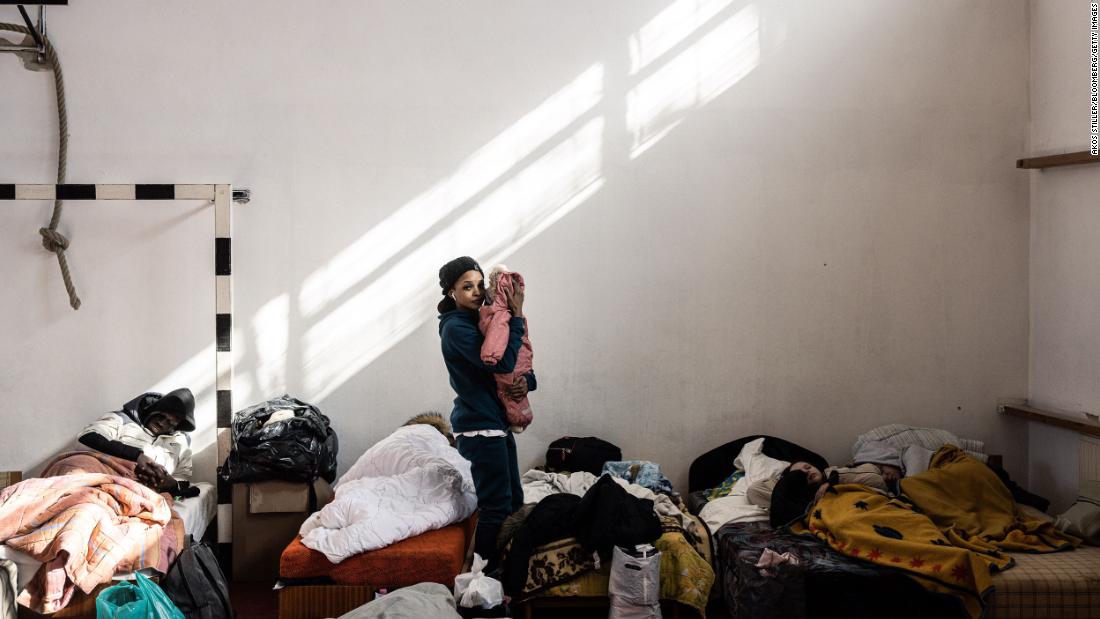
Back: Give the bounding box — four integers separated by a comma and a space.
437, 256, 536, 570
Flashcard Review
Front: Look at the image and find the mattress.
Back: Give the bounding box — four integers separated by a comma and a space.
717, 520, 1100, 619
173, 481, 216, 541
280, 517, 475, 587
715, 520, 962, 618
988, 545, 1100, 619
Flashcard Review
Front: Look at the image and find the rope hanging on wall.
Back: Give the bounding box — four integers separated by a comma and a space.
1, 21, 79, 309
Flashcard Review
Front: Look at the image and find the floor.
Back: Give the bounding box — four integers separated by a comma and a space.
230, 580, 278, 618
229, 581, 733, 618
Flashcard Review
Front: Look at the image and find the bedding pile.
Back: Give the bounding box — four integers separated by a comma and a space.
299, 424, 478, 563
522, 469, 699, 536
0, 451, 184, 614
899, 446, 1076, 552
853, 424, 986, 474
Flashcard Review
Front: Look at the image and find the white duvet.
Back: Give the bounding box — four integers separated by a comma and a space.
299, 425, 478, 563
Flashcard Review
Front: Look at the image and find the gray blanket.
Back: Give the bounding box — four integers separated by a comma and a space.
336, 583, 462, 619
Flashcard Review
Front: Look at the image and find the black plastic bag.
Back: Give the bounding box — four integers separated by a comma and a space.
218, 395, 338, 483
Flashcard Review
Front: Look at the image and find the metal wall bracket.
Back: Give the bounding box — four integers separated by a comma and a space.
1, 4, 48, 62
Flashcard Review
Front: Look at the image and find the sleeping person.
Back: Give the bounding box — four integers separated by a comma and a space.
749, 458, 899, 520
785, 445, 1079, 619
2, 389, 197, 614
74, 388, 198, 497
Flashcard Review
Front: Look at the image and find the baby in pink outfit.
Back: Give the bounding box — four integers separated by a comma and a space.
479, 264, 534, 433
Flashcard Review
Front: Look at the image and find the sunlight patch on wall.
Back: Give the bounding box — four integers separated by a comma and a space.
302, 117, 606, 401
145, 341, 252, 464
142, 0, 773, 440
627, 4, 760, 159
251, 293, 289, 400
297, 64, 605, 319
630, 0, 735, 74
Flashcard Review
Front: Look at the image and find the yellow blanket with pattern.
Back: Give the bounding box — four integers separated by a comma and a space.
793, 485, 1008, 619
793, 446, 1079, 619
900, 445, 1078, 553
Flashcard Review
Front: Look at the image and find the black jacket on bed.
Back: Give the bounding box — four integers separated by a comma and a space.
501, 475, 662, 595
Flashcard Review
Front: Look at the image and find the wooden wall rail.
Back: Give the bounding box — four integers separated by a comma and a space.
1017, 150, 1100, 169
1000, 403, 1100, 439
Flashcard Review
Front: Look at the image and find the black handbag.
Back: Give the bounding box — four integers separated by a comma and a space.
546, 436, 622, 475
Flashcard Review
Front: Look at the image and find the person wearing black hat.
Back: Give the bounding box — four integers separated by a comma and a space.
437, 256, 536, 572
77, 388, 199, 496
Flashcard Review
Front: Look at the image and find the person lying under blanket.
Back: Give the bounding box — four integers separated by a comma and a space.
0, 390, 198, 613
76, 388, 199, 497
749, 457, 901, 520
771, 445, 1079, 619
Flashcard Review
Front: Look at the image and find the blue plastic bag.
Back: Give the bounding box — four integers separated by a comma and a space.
95, 572, 184, 619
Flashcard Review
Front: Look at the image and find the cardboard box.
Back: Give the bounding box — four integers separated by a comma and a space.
232, 478, 333, 581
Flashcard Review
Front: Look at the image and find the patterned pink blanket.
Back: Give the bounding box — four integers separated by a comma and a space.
0, 451, 184, 613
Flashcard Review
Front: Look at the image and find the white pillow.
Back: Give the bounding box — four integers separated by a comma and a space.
733, 437, 790, 483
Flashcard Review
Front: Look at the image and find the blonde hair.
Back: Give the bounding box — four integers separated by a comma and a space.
403, 412, 453, 443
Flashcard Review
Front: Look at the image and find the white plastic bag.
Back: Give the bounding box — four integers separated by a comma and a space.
608, 545, 661, 618
453, 554, 504, 609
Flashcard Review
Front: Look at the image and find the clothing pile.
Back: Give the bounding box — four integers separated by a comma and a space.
502, 475, 661, 594
602, 461, 675, 496
499, 469, 715, 615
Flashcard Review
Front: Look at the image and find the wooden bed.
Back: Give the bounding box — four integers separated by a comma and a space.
275, 517, 476, 619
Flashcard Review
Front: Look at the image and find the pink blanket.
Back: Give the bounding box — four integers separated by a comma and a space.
0, 451, 184, 613
479, 270, 534, 431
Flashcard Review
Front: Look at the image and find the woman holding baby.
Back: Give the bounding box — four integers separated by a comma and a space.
436, 256, 537, 571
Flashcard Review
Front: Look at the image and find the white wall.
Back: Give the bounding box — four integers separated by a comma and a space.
1027, 0, 1100, 512
0, 0, 1031, 490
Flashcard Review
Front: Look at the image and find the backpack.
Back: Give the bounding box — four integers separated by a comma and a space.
160, 539, 234, 619
546, 437, 622, 475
